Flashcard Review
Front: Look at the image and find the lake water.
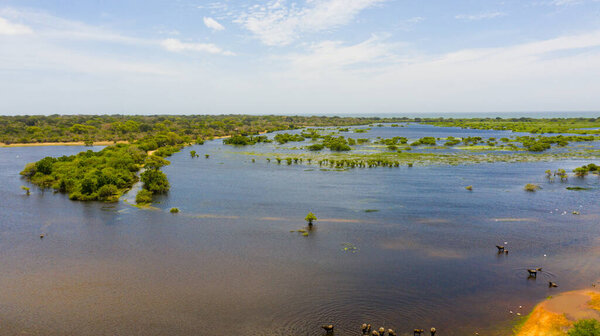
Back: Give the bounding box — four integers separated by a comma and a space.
1, 124, 599, 336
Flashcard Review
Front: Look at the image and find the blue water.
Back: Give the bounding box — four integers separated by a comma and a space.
0, 125, 599, 336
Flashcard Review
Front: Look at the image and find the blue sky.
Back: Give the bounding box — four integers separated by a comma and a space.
0, 0, 599, 115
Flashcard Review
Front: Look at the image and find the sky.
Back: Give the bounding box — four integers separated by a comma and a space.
0, 0, 600, 115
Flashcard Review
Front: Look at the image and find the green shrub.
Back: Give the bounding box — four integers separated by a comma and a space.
170, 207, 179, 213
524, 183, 541, 192
135, 189, 153, 204
568, 319, 600, 336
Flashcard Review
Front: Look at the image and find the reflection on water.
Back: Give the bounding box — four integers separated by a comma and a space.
1, 126, 599, 335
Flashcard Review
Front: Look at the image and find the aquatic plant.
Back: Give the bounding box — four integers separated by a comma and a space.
190, 150, 197, 158
465, 185, 473, 191
170, 207, 179, 213
524, 184, 541, 192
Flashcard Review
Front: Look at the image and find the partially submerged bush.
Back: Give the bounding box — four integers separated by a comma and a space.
135, 189, 153, 204
524, 183, 541, 192
170, 207, 179, 213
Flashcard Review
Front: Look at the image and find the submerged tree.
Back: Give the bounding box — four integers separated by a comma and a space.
141, 169, 170, 194
20, 185, 30, 195
135, 189, 153, 204
305, 212, 317, 226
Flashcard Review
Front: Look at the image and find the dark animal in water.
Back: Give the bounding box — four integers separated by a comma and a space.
361, 324, 369, 334
549, 281, 558, 288
430, 327, 437, 335
322, 325, 334, 333
496, 245, 505, 252
362, 324, 372, 334
414, 329, 424, 336
527, 268, 542, 277
40, 233, 45, 239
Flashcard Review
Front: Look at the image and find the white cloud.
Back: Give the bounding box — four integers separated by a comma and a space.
551, 0, 584, 5
281, 35, 399, 75
203, 17, 225, 31
397, 16, 424, 31
161, 38, 234, 55
237, 0, 386, 46
455, 11, 506, 21
0, 17, 33, 35
262, 30, 600, 113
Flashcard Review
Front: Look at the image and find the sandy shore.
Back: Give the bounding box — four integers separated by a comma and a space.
516, 288, 600, 335
0, 141, 128, 147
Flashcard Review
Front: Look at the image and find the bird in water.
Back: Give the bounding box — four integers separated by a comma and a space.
40, 233, 45, 239
379, 327, 385, 335
549, 281, 558, 288
430, 327, 437, 335
322, 325, 334, 333
388, 329, 397, 336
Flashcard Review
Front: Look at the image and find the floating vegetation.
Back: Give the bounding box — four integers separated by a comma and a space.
465, 185, 473, 191
524, 184, 541, 192
341, 242, 358, 253
566, 187, 591, 191
170, 207, 180, 213
232, 148, 600, 170
364, 209, 379, 213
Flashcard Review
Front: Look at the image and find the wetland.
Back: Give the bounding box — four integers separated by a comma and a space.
2, 119, 600, 335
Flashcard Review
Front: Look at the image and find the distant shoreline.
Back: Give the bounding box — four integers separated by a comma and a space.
0, 136, 237, 148
0, 141, 129, 148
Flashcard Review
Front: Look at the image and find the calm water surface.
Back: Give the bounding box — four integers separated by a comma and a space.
1, 125, 599, 336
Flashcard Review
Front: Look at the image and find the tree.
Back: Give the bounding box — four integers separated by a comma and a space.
145, 155, 170, 170
141, 169, 170, 194
97, 184, 118, 200
21, 185, 30, 195
305, 212, 317, 225
135, 189, 153, 204
80, 177, 98, 195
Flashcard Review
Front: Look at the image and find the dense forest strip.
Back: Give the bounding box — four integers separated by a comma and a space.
0, 115, 405, 145
419, 117, 600, 134
3, 115, 600, 145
